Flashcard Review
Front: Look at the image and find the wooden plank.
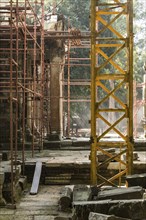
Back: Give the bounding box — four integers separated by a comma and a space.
30, 161, 42, 195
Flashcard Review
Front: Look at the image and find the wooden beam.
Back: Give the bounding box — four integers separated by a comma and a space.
30, 161, 42, 195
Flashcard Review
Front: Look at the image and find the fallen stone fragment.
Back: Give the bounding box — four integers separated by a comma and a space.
108, 200, 145, 219
90, 185, 100, 200
73, 199, 146, 220
19, 176, 27, 190
72, 200, 111, 220
54, 217, 72, 220
97, 186, 144, 200
73, 185, 91, 202
58, 186, 72, 211
88, 212, 131, 220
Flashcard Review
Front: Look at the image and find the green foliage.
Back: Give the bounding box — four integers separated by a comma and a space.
44, 0, 146, 129
133, 0, 146, 83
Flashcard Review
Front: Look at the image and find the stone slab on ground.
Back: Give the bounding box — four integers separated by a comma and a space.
54, 217, 72, 220
73, 200, 111, 220
34, 215, 72, 220
73, 199, 146, 220
0, 216, 33, 220
34, 216, 55, 220
98, 186, 144, 200
126, 173, 146, 188
73, 185, 91, 202
88, 212, 131, 220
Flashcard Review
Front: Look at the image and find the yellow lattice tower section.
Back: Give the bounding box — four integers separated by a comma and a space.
90, 0, 134, 185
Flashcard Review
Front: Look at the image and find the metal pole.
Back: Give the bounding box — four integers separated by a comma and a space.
10, 0, 14, 205
127, 0, 134, 175
40, 0, 45, 150
143, 74, 146, 138
90, 0, 97, 185
22, 0, 27, 175
67, 19, 71, 137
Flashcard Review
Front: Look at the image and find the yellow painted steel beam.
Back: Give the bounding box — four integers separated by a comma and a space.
96, 9, 126, 36
97, 169, 128, 187
96, 46, 126, 74
96, 15, 124, 38
127, 0, 134, 175
96, 74, 126, 80
98, 149, 127, 168
97, 146, 127, 166
90, 0, 133, 186
96, 81, 127, 109
96, 113, 126, 140
96, 44, 123, 47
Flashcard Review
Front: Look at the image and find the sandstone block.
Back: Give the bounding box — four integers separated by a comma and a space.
126, 173, 146, 188
88, 212, 131, 220
73, 199, 146, 220
58, 186, 72, 211
73, 185, 91, 202
97, 186, 144, 200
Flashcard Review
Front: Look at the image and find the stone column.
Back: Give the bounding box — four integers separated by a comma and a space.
49, 56, 64, 140
46, 18, 65, 141
0, 171, 6, 206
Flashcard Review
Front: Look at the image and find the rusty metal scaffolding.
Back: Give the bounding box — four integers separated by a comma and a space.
63, 29, 91, 137
0, 0, 44, 204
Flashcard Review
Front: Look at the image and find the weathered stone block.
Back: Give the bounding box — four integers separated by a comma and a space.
54, 217, 72, 220
90, 185, 100, 199
0, 172, 6, 206
2, 151, 10, 161
98, 186, 144, 200
58, 186, 72, 211
108, 200, 146, 219
73, 185, 91, 202
73, 200, 146, 220
88, 212, 131, 220
73, 200, 111, 220
126, 173, 146, 188
19, 176, 27, 190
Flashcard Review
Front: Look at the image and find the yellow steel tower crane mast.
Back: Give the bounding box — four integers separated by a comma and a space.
90, 0, 133, 185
